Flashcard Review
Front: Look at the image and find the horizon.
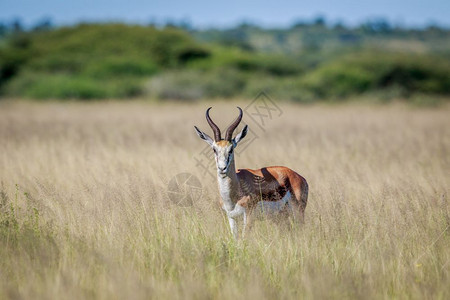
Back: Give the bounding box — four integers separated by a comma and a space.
1, 0, 449, 30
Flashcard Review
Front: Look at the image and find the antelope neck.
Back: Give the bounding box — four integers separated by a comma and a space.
217, 157, 241, 211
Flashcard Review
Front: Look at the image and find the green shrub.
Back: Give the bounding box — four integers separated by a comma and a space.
0, 40, 32, 89
0, 24, 210, 99
38, 76, 106, 99
146, 68, 246, 100
232, 55, 304, 76
27, 24, 206, 68
176, 46, 211, 64
6, 72, 143, 99
243, 75, 318, 102
300, 64, 374, 98
83, 57, 158, 78
299, 52, 450, 98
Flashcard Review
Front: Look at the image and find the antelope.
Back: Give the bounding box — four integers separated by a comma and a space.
194, 107, 308, 239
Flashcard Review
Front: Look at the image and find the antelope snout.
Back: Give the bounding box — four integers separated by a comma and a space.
218, 166, 227, 173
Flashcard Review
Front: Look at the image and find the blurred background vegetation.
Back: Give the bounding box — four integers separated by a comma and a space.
0, 18, 449, 103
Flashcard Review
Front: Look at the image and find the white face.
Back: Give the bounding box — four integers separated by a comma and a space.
213, 141, 234, 174
194, 124, 249, 176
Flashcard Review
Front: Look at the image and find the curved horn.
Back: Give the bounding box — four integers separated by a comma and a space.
225, 107, 243, 141
206, 107, 221, 141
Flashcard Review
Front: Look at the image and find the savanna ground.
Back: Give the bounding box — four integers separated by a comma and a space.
0, 99, 449, 299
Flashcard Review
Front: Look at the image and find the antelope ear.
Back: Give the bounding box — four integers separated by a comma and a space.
233, 125, 248, 145
194, 126, 214, 146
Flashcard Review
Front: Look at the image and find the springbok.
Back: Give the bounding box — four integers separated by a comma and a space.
194, 107, 308, 239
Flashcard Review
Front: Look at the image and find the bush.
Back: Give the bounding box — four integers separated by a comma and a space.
26, 24, 207, 69
0, 24, 210, 99
232, 55, 304, 76
145, 68, 246, 100
0, 38, 32, 89
83, 57, 158, 78
298, 52, 450, 98
6, 72, 143, 99
300, 64, 374, 98
244, 76, 317, 102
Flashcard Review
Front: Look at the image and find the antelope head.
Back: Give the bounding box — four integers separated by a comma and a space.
195, 107, 248, 175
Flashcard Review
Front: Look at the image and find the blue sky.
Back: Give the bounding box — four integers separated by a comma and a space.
1, 0, 449, 28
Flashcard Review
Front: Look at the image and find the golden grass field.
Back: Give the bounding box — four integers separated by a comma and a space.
0, 100, 449, 299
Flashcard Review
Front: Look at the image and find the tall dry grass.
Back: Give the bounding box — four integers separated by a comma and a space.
0, 100, 449, 299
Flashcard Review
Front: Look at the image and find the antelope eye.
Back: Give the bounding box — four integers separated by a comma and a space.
213, 148, 217, 154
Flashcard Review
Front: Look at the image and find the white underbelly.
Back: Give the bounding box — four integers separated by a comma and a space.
254, 191, 291, 216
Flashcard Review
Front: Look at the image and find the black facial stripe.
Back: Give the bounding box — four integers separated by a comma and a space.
227, 152, 232, 165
